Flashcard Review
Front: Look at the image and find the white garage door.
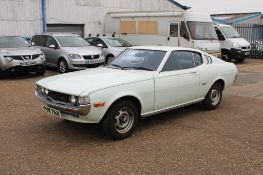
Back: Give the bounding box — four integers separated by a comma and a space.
46, 24, 84, 37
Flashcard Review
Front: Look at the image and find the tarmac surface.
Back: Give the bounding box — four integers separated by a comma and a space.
0, 59, 263, 175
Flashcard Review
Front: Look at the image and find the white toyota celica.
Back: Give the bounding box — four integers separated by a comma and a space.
35, 46, 238, 140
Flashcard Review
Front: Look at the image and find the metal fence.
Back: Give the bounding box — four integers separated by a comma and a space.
233, 24, 263, 59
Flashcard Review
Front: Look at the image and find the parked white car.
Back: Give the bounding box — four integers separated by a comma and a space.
35, 46, 238, 139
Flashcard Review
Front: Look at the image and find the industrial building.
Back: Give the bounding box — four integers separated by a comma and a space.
0, 0, 189, 37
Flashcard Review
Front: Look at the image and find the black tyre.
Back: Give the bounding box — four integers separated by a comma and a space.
58, 59, 68, 73
102, 99, 138, 140
222, 52, 232, 62
203, 82, 222, 110
35, 66, 46, 75
105, 56, 114, 65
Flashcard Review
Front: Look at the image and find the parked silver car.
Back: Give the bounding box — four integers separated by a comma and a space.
0, 36, 46, 75
85, 37, 132, 64
31, 33, 105, 73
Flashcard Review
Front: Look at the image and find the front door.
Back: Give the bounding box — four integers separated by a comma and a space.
45, 36, 60, 66
167, 22, 179, 46
154, 50, 200, 110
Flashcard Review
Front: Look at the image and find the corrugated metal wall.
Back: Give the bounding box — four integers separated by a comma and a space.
0, 0, 180, 37
0, 0, 42, 36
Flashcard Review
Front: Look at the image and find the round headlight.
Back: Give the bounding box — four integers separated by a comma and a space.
44, 89, 49, 95
78, 96, 90, 105
41, 87, 45, 94
5, 57, 13, 63
70, 95, 77, 104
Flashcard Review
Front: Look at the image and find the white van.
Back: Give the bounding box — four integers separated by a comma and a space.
214, 24, 251, 63
104, 10, 221, 58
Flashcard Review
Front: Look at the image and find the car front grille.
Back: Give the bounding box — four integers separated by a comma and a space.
4, 56, 23, 60
47, 91, 70, 104
242, 46, 250, 50
83, 54, 100, 60
4, 54, 41, 60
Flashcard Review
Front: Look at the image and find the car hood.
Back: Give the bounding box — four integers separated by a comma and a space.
0, 47, 42, 56
231, 38, 251, 47
62, 46, 102, 55
36, 67, 154, 96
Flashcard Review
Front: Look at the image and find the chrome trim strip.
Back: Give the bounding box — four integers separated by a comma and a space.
141, 98, 204, 117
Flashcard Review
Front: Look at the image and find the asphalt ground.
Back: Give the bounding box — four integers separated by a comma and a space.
0, 59, 263, 175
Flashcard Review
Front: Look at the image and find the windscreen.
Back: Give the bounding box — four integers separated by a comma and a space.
110, 49, 166, 71
0, 36, 30, 48
105, 38, 132, 47
220, 26, 240, 38
56, 36, 90, 47
187, 21, 218, 40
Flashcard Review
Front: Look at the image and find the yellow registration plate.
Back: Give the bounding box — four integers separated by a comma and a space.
44, 105, 61, 117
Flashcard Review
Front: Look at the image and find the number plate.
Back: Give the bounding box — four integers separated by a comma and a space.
44, 105, 61, 117
20, 61, 37, 66
85, 59, 101, 64
245, 52, 250, 56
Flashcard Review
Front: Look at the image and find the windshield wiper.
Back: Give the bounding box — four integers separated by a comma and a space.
108, 64, 123, 69
123, 67, 153, 71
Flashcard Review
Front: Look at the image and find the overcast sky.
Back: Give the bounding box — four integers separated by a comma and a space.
175, 0, 263, 14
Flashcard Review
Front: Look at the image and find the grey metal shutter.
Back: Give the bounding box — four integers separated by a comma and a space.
46, 24, 84, 37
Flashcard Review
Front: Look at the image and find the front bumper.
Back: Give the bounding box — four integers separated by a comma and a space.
69, 57, 105, 70
230, 48, 250, 60
35, 90, 91, 116
0, 57, 45, 72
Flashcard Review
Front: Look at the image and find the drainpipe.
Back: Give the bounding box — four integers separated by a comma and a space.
41, 0, 47, 32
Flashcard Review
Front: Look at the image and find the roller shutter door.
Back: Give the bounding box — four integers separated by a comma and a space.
46, 24, 84, 37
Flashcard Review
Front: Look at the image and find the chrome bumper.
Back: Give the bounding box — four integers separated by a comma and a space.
35, 91, 91, 116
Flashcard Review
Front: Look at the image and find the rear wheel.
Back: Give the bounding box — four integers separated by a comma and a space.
58, 59, 68, 73
102, 100, 138, 140
203, 82, 222, 110
105, 55, 114, 65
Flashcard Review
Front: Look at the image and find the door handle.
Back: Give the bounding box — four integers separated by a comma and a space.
190, 71, 197, 74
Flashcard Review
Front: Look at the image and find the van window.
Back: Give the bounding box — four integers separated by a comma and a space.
180, 22, 190, 40
162, 51, 194, 72
170, 23, 178, 37
32, 35, 47, 47
187, 22, 217, 40
46, 36, 58, 48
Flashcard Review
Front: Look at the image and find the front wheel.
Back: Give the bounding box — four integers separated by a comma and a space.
222, 52, 232, 62
102, 100, 138, 140
203, 82, 222, 110
58, 59, 68, 73
35, 66, 46, 75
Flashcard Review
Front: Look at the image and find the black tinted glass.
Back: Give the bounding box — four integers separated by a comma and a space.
162, 51, 194, 71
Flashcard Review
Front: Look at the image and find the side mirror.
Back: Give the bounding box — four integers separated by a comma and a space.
97, 44, 103, 48
31, 42, 35, 46
48, 44, 56, 49
218, 34, 225, 41
184, 33, 190, 41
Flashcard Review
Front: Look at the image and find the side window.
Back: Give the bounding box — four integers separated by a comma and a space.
169, 23, 178, 37
31, 36, 38, 45
46, 36, 58, 47
38, 35, 47, 47
88, 38, 107, 48
86, 38, 94, 44
180, 22, 190, 40
162, 51, 194, 72
193, 52, 203, 66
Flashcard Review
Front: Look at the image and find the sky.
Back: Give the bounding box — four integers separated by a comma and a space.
175, 0, 263, 14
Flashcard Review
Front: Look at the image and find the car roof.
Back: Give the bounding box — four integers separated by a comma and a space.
131, 46, 204, 53
34, 33, 80, 37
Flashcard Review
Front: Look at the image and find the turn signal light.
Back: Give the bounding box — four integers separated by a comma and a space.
94, 102, 105, 107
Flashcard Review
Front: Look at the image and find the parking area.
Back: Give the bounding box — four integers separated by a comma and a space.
0, 59, 263, 174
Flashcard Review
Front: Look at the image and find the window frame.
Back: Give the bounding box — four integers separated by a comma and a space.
161, 50, 203, 72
